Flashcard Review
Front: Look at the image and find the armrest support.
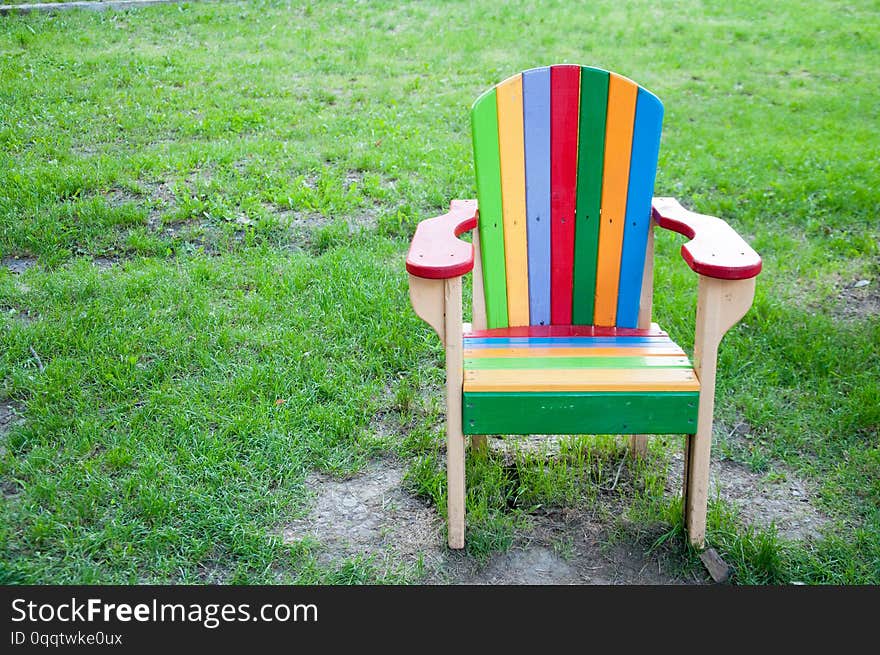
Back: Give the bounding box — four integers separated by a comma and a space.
686, 273, 757, 547
405, 199, 478, 279
652, 197, 762, 280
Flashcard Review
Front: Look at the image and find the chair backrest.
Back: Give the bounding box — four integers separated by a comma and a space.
472, 64, 664, 329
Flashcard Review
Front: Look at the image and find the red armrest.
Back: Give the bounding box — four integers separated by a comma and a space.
652, 197, 762, 280
405, 199, 479, 279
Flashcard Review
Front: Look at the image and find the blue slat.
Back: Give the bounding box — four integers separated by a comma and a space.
616, 87, 664, 328
522, 67, 552, 326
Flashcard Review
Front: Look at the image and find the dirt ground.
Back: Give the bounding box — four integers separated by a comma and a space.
665, 450, 828, 542
281, 438, 830, 585
836, 278, 878, 320
0, 402, 24, 497
1, 256, 37, 275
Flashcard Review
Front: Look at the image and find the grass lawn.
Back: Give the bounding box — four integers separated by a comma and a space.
0, 0, 877, 584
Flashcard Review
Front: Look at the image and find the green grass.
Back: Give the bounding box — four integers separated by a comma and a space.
1, 0, 878, 584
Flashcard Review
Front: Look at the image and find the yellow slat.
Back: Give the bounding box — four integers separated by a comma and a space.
496, 74, 530, 327
463, 367, 700, 392
463, 346, 687, 358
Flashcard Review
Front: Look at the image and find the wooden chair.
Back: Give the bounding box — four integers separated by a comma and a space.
405, 65, 761, 550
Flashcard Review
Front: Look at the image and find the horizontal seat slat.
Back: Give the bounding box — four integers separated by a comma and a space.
465, 346, 686, 358
464, 367, 700, 392
463, 392, 699, 435
464, 355, 693, 370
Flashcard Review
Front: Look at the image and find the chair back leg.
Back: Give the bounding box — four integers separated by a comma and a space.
630, 226, 654, 460
629, 435, 649, 458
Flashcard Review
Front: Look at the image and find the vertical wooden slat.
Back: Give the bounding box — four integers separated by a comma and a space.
616, 87, 664, 328
471, 228, 487, 331
549, 64, 581, 325
523, 67, 552, 326
594, 73, 637, 326
496, 74, 529, 327
572, 66, 609, 325
471, 88, 508, 328
636, 220, 655, 330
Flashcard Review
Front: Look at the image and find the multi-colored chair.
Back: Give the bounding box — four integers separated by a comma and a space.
406, 65, 761, 549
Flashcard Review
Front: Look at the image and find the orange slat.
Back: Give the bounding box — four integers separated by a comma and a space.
594, 74, 638, 326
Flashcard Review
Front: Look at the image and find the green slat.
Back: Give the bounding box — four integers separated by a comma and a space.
464, 356, 692, 370
463, 391, 699, 435
471, 88, 508, 328
572, 67, 610, 325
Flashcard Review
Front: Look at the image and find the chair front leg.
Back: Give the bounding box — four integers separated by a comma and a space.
443, 276, 466, 549
409, 273, 467, 548
685, 275, 756, 548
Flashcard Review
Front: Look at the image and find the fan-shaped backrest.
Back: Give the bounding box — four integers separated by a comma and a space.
472, 65, 664, 329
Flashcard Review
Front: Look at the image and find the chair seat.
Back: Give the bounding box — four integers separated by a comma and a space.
462, 324, 700, 435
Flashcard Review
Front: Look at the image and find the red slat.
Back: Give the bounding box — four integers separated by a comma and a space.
550, 65, 581, 324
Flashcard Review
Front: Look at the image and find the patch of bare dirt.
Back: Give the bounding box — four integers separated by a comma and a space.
836, 278, 878, 320
194, 561, 233, 585
92, 256, 118, 271
665, 449, 830, 541
110, 167, 389, 255
0, 401, 24, 461
280, 209, 334, 231
2, 256, 37, 274
154, 218, 211, 241
368, 379, 439, 441
430, 512, 700, 585
447, 547, 580, 584
103, 186, 144, 206
3, 306, 37, 324
281, 460, 445, 572
281, 454, 697, 585
146, 180, 177, 206
279, 208, 379, 234
369, 409, 407, 441
114, 182, 175, 230
347, 208, 379, 231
